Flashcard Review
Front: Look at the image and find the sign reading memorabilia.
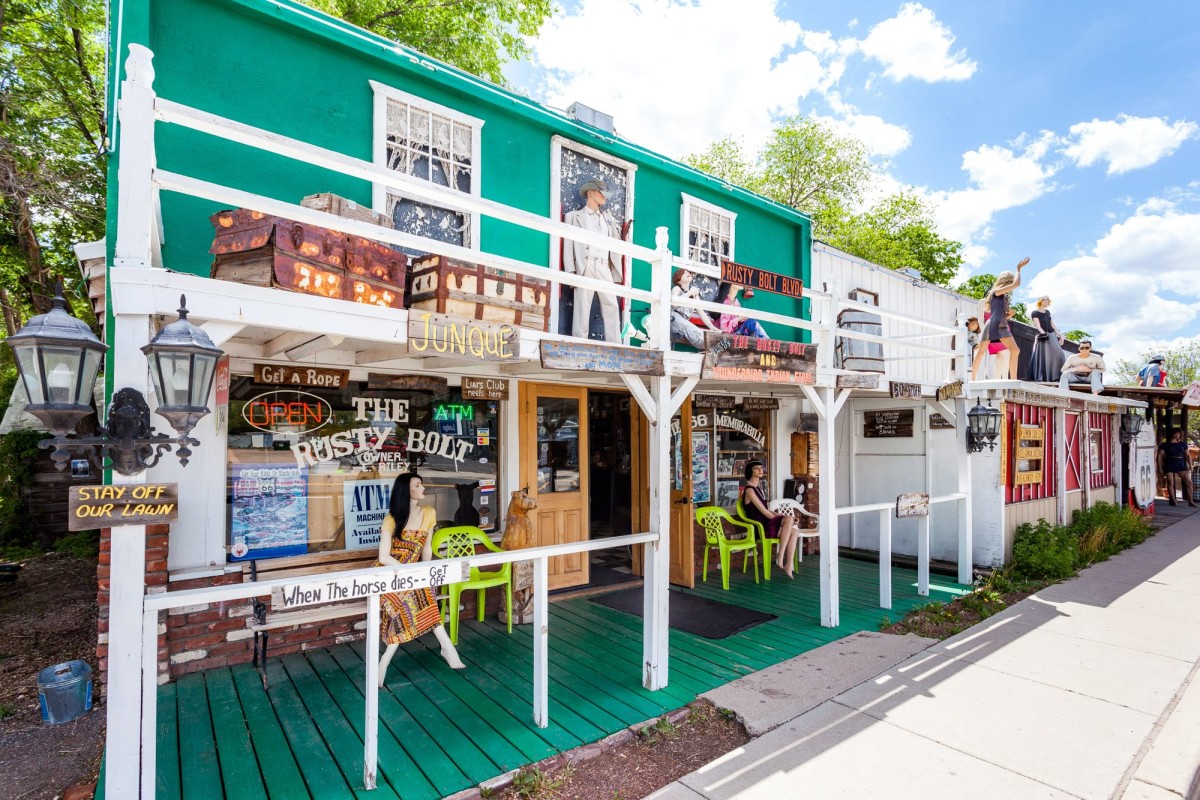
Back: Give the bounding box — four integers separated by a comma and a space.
461, 376, 509, 401
539, 341, 665, 376
69, 483, 179, 531
366, 373, 449, 393
889, 381, 922, 399
895, 492, 930, 518
701, 333, 816, 384
936, 380, 964, 402
720, 260, 804, 299
929, 413, 954, 430
693, 393, 737, 410
742, 397, 780, 411
863, 409, 915, 438
1013, 423, 1045, 486
254, 364, 349, 388
272, 561, 469, 610
408, 311, 518, 361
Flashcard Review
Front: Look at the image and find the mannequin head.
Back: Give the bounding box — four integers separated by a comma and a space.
673, 269, 694, 291
1036, 296, 1051, 310
744, 459, 765, 481
388, 471, 424, 523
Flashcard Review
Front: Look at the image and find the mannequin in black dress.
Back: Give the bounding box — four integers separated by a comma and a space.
1028, 296, 1066, 381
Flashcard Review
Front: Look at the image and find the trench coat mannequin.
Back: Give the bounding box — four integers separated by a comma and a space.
377, 473, 464, 685
970, 257, 1029, 381
562, 180, 623, 342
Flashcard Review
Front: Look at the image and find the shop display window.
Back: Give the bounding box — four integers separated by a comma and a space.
225, 376, 500, 561
691, 403, 771, 508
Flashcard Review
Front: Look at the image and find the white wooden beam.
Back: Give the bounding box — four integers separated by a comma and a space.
954, 396, 973, 585
199, 320, 245, 347
364, 595, 380, 789
878, 509, 892, 609
668, 376, 698, 418
619, 374, 657, 425
264, 330, 319, 357
355, 345, 411, 365
532, 557, 549, 726
285, 334, 344, 361
643, 373, 671, 689
816, 385, 840, 628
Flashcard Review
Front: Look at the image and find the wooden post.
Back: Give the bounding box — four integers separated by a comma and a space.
878, 509, 891, 609
140, 607, 158, 798
955, 396, 973, 586
802, 384, 842, 628
917, 515, 931, 596
363, 595, 380, 790
532, 556, 549, 725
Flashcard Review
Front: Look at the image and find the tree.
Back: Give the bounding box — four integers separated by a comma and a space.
756, 116, 873, 214
302, 0, 553, 85
1113, 342, 1200, 388
1062, 329, 1091, 343
684, 137, 759, 193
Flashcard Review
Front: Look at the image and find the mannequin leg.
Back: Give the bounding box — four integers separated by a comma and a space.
780, 518, 797, 579
378, 643, 399, 687
1003, 337, 1020, 379
432, 625, 466, 669
970, 342, 987, 380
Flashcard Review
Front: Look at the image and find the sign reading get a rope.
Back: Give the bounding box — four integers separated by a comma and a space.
68, 483, 179, 531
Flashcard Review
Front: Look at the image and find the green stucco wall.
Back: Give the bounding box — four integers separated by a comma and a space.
108, 0, 811, 338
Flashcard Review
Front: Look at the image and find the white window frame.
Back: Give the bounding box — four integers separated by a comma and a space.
370, 80, 484, 250
679, 193, 736, 271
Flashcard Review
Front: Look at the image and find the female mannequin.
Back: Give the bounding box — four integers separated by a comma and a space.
714, 282, 769, 339
970, 257, 1029, 380
741, 460, 799, 578
377, 472, 465, 686
1028, 296, 1066, 382
670, 269, 720, 348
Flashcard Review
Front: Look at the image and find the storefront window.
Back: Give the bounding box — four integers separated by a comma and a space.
536, 397, 580, 493
693, 402, 771, 508
226, 377, 500, 561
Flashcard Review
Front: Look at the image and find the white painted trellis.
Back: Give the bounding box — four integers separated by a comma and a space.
105, 42, 978, 798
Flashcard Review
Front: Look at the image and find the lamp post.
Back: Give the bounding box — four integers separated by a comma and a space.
7, 286, 222, 475
966, 399, 1002, 453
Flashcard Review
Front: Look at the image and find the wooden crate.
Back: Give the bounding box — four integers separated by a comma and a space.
209, 208, 407, 309
300, 193, 388, 227
409, 253, 550, 331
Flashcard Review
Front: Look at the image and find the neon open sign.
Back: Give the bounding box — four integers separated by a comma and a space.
243, 390, 333, 434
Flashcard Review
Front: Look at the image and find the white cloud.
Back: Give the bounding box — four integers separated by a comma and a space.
816, 94, 911, 158
857, 3, 977, 82
1063, 114, 1197, 175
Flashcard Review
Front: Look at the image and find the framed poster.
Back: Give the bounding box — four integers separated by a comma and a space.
717, 480, 741, 509
230, 463, 308, 561
692, 431, 711, 504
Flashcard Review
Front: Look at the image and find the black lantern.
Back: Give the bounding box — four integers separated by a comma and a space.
5, 288, 223, 476
966, 399, 1002, 453
1120, 412, 1145, 444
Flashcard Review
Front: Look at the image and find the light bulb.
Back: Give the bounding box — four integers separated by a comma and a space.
48, 362, 74, 403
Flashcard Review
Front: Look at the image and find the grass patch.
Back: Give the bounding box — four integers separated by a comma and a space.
511, 766, 570, 798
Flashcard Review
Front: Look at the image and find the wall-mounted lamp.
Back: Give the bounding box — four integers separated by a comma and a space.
1119, 412, 1145, 444
966, 399, 1002, 453
7, 288, 223, 476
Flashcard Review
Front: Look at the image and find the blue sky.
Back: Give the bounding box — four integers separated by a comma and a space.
508, 0, 1200, 371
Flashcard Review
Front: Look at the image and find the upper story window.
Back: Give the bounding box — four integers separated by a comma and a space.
371, 82, 483, 252
680, 193, 736, 269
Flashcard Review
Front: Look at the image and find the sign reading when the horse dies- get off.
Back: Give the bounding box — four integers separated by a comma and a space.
702, 333, 816, 384
69, 483, 179, 531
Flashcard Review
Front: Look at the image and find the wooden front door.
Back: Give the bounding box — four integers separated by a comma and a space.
520, 382, 589, 590
631, 393, 696, 588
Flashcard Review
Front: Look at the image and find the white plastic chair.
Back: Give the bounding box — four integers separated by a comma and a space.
768, 498, 821, 563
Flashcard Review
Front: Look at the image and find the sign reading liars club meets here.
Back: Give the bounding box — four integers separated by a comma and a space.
69, 483, 179, 531
720, 260, 804, 299
701, 333, 816, 384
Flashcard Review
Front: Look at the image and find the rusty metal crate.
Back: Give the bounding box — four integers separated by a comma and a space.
409, 253, 549, 331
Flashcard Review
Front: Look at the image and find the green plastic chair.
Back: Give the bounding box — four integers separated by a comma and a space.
695, 506, 759, 590
736, 494, 784, 581
431, 525, 512, 644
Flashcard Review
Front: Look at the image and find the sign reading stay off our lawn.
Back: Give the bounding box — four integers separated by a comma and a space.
68, 483, 179, 531
720, 260, 804, 299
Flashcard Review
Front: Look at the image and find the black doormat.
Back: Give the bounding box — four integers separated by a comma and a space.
589, 587, 776, 639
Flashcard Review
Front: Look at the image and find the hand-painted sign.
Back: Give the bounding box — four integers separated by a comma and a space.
462, 376, 509, 401
889, 381, 923, 399
720, 260, 804, 299
366, 373, 449, 393
701, 333, 816, 384
69, 483, 179, 531
895, 492, 930, 518
837, 373, 880, 389
864, 409, 915, 438
272, 561, 469, 610
255, 364, 349, 388
539, 341, 665, 376
929, 413, 954, 430
742, 396, 780, 411
936, 380, 964, 401
1013, 423, 1045, 486
408, 311, 518, 361
692, 393, 737, 410
1183, 381, 1200, 407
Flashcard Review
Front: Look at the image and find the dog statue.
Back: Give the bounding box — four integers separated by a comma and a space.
499, 488, 538, 624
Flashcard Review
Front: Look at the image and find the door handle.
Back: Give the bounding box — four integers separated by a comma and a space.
675, 497, 690, 505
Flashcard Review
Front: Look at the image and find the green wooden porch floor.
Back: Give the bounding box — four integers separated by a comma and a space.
118, 557, 968, 799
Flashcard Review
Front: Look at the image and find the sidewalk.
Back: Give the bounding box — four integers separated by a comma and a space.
652, 507, 1200, 800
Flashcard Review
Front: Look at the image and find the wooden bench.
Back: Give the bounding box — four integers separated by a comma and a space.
242, 550, 375, 688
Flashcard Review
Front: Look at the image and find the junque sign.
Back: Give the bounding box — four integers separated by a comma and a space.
408, 312, 518, 361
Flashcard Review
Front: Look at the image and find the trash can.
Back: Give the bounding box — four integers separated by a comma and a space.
37, 660, 92, 725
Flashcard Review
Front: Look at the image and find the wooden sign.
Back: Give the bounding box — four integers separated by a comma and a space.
1013, 423, 1045, 486
1183, 381, 1200, 407
864, 409, 915, 438
693, 393, 737, 410
837, 373, 880, 389
721, 260, 804, 299
896, 492, 930, 518
255, 363, 349, 389
929, 413, 954, 429
796, 413, 819, 433
742, 396, 780, 411
272, 561, 469, 610
461, 376, 509, 401
69, 483, 179, 531
701, 333, 816, 384
889, 381, 922, 399
540, 341, 665, 376
1014, 470, 1044, 486
936, 380, 963, 402
367, 373, 449, 393
408, 311, 518, 361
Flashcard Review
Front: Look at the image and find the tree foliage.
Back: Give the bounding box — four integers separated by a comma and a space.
1113, 341, 1200, 388
685, 118, 963, 286
302, 0, 553, 85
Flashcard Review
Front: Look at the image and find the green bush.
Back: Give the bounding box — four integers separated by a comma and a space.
1069, 502, 1152, 567
0, 428, 46, 546
53, 529, 100, 559
1011, 519, 1077, 580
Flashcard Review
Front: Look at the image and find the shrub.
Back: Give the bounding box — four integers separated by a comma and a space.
1068, 502, 1152, 567
1011, 519, 1076, 580
0, 428, 46, 547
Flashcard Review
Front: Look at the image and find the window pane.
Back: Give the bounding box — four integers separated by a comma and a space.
536, 397, 580, 493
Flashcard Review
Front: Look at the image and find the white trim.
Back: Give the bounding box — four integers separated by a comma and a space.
370, 80, 483, 250
679, 192, 736, 273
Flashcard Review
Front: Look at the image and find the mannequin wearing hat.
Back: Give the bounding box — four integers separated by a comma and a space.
1027, 296, 1066, 382
563, 180, 624, 342
1138, 355, 1168, 387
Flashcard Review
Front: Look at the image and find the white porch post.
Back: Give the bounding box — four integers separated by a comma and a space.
643, 227, 673, 690
1055, 407, 1068, 525
112, 43, 158, 800
363, 594, 380, 789
878, 508, 891, 608
802, 384, 842, 628
954, 396, 973, 585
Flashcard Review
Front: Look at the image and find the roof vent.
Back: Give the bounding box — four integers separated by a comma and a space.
567, 102, 614, 134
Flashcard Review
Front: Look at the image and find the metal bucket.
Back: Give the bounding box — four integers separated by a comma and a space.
37, 660, 93, 725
